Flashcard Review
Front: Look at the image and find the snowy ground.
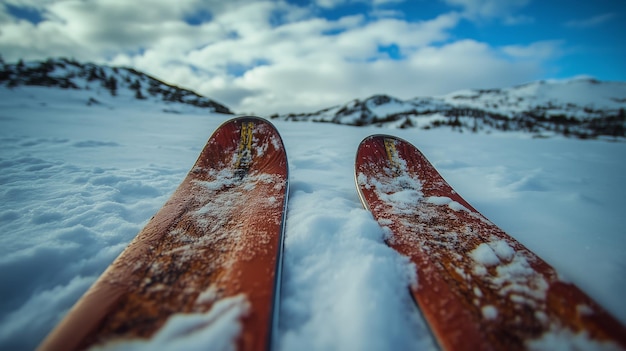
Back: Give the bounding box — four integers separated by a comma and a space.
1, 87, 625, 350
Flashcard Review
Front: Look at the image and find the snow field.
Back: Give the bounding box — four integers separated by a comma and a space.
279, 131, 435, 350
440, 79, 626, 119
1, 87, 625, 350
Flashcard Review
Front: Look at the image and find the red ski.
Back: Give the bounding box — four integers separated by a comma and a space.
39, 117, 289, 351
355, 134, 626, 350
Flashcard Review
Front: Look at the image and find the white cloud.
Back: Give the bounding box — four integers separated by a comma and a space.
316, 0, 348, 8
0, 0, 257, 61
316, 0, 405, 9
122, 11, 464, 113
205, 38, 546, 114
564, 13, 616, 28
443, 0, 532, 24
501, 40, 564, 60
0, 0, 559, 114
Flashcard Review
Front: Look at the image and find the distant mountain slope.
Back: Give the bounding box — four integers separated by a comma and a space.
0, 58, 232, 114
2, 58, 624, 139
273, 79, 626, 139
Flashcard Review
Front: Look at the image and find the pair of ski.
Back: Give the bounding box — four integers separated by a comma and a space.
40, 117, 625, 350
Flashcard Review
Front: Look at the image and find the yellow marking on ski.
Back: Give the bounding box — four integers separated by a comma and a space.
244, 121, 253, 151
235, 121, 255, 170
384, 138, 401, 172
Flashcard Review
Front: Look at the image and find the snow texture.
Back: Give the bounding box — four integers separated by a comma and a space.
527, 329, 623, 351
0, 86, 625, 350
426, 196, 469, 211
91, 295, 249, 351
470, 243, 502, 267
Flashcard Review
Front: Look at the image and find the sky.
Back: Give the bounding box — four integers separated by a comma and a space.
0, 0, 624, 114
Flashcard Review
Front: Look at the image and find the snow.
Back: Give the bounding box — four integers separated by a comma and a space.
426, 196, 468, 211
469, 240, 516, 269
282, 77, 626, 137
1, 86, 625, 350
527, 329, 623, 351
356, 154, 424, 216
470, 243, 502, 267
92, 295, 249, 351
468, 237, 551, 307
366, 97, 412, 118
481, 305, 498, 320
439, 78, 626, 120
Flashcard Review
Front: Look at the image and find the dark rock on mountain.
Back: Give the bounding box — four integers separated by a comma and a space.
0, 58, 233, 115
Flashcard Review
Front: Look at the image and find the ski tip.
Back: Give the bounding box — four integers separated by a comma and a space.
358, 134, 413, 147
355, 134, 417, 212
213, 115, 285, 147
223, 115, 278, 126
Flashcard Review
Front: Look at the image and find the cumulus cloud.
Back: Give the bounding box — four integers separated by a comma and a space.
443, 0, 532, 24
0, 0, 253, 60
223, 39, 545, 114
316, 0, 405, 9
564, 13, 617, 28
501, 40, 564, 60
0, 0, 558, 114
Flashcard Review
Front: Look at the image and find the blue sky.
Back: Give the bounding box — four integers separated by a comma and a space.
309, 0, 626, 80
0, 0, 624, 114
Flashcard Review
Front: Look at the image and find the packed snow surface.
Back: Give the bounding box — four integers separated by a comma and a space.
1, 86, 625, 350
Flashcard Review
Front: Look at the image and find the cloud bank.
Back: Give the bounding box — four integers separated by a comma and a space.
0, 0, 562, 114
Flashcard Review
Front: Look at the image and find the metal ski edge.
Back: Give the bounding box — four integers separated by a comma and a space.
268, 179, 289, 351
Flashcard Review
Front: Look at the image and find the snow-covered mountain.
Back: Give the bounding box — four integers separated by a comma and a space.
0, 57, 233, 114
2, 58, 625, 139
273, 79, 626, 139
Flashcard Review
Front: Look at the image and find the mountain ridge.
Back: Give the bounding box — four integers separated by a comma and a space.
0, 57, 233, 115
1, 57, 624, 139
272, 78, 626, 139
